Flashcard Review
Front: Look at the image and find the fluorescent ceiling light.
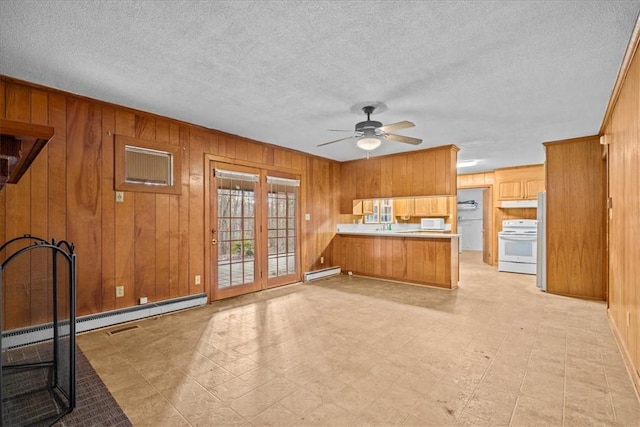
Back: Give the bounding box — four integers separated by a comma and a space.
357, 137, 381, 151
457, 160, 478, 168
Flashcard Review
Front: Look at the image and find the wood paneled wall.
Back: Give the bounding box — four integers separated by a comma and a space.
340, 145, 458, 213
603, 29, 640, 387
0, 76, 340, 329
544, 136, 605, 300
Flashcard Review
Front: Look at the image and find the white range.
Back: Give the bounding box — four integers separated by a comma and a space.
498, 219, 538, 275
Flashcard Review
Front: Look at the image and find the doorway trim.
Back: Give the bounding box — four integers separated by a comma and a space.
456, 183, 495, 265
203, 153, 303, 302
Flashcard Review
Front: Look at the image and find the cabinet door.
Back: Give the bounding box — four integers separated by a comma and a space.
362, 199, 374, 214
414, 197, 430, 215
352, 199, 363, 215
524, 178, 545, 199
497, 179, 523, 200
393, 198, 415, 217
429, 197, 448, 215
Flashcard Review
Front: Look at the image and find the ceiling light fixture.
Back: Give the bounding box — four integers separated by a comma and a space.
456, 160, 478, 168
357, 136, 381, 151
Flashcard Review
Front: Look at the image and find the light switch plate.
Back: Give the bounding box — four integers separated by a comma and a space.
115, 191, 124, 203
305, 213, 311, 220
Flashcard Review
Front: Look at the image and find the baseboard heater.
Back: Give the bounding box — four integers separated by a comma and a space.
1, 293, 207, 350
304, 266, 341, 282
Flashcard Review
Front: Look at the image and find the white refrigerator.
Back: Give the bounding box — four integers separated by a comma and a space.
536, 192, 546, 291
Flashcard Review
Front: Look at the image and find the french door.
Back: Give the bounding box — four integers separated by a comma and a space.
265, 175, 299, 288
210, 162, 300, 300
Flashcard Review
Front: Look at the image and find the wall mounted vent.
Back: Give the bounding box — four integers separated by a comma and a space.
125, 145, 173, 186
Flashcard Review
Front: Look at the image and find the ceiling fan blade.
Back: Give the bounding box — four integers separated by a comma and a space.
385, 133, 423, 145
378, 120, 414, 133
317, 136, 354, 147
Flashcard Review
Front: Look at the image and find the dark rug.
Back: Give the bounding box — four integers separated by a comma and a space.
2, 342, 131, 427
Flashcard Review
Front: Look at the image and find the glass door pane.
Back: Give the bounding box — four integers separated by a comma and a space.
266, 175, 299, 287
213, 166, 260, 299
380, 198, 394, 223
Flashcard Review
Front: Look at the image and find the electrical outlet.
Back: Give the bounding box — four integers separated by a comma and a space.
140, 297, 148, 304
115, 191, 124, 203
195, 275, 201, 285
115, 286, 124, 298
320, 256, 324, 264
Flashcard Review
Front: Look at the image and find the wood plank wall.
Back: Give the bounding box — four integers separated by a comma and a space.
603, 36, 640, 385
339, 145, 458, 213
544, 136, 605, 300
0, 76, 340, 329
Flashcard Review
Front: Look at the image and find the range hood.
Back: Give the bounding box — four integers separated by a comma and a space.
500, 200, 538, 208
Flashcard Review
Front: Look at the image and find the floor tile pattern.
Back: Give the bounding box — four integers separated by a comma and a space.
78, 252, 640, 426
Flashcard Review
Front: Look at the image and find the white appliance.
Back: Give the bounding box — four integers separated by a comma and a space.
498, 219, 537, 275
420, 218, 445, 230
536, 192, 547, 291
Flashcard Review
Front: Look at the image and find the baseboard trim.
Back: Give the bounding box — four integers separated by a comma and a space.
1, 293, 207, 350
607, 308, 640, 401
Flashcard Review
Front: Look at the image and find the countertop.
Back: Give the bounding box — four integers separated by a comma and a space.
336, 230, 460, 239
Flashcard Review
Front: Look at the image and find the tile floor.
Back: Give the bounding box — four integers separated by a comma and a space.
77, 251, 640, 426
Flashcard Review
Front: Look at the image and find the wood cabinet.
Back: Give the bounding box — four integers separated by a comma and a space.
544, 136, 605, 300
340, 145, 459, 213
337, 234, 459, 289
494, 165, 545, 200
414, 197, 449, 216
353, 199, 374, 215
393, 198, 414, 217
457, 172, 494, 188
353, 200, 363, 215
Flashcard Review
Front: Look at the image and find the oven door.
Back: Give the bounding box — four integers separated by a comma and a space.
499, 234, 537, 263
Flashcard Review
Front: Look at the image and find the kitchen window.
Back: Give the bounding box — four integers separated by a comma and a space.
364, 199, 393, 224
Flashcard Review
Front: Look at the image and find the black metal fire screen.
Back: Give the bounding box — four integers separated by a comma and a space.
0, 235, 77, 426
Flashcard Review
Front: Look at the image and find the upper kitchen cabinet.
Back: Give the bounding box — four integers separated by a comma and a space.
340, 145, 459, 213
0, 119, 55, 190
494, 164, 545, 201
352, 199, 374, 215
414, 197, 449, 216
406, 145, 459, 196
393, 198, 415, 217
457, 172, 494, 188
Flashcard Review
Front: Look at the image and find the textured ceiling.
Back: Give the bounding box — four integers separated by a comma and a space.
1, 1, 639, 173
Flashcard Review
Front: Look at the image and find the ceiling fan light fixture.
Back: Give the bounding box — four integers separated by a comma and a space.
357, 136, 381, 151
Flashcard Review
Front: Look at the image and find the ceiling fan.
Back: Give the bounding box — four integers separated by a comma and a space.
318, 105, 422, 151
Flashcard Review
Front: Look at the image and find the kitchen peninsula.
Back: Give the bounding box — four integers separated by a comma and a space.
336, 224, 460, 289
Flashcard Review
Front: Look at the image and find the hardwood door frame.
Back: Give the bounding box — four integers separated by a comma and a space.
204, 154, 304, 302
482, 187, 492, 265
208, 161, 263, 301
457, 184, 494, 265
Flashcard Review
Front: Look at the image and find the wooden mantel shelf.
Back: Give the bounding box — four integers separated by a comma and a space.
0, 118, 55, 187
